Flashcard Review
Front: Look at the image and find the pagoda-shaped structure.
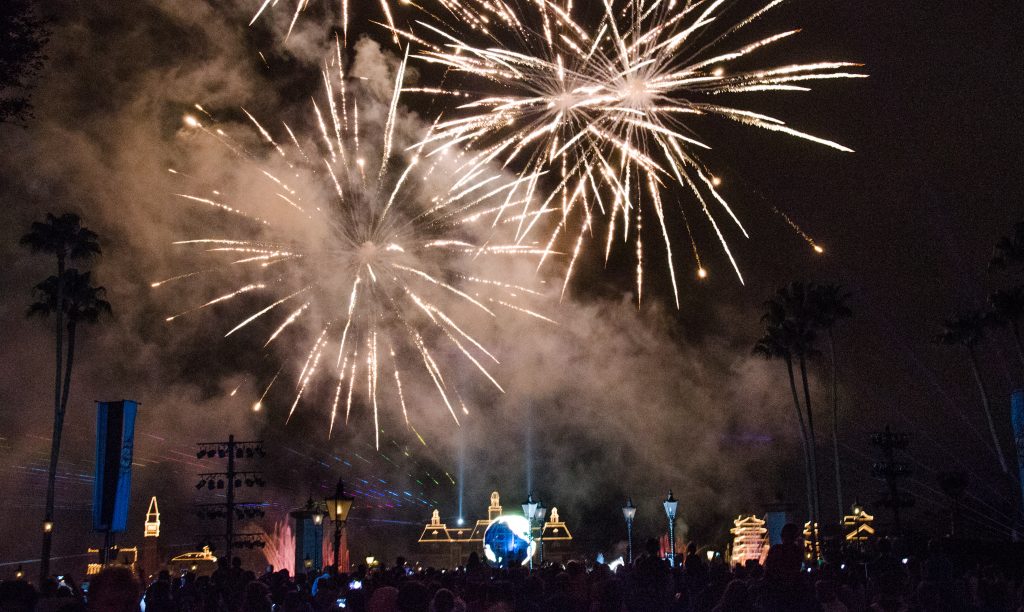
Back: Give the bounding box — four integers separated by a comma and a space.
730, 515, 768, 566
842, 502, 876, 546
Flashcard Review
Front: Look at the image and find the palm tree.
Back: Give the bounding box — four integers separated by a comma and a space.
990, 221, 1024, 271
29, 270, 112, 433
755, 283, 822, 538
19, 213, 100, 580
989, 286, 1024, 376
937, 311, 1009, 474
809, 284, 853, 523
754, 322, 814, 526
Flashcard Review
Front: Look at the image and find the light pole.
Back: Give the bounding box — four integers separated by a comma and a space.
521, 493, 539, 570
622, 497, 637, 565
325, 478, 354, 572
535, 501, 547, 567
663, 491, 678, 567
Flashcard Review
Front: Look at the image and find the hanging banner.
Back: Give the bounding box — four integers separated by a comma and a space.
93, 400, 138, 533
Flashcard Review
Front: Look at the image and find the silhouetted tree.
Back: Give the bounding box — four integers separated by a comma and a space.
936, 311, 1008, 474
0, 0, 49, 124
29, 270, 112, 434
810, 284, 853, 522
755, 283, 822, 538
20, 213, 100, 580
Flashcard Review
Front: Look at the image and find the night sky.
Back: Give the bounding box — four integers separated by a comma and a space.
0, 0, 1022, 572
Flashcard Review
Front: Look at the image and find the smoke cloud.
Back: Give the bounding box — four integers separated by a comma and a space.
0, 0, 806, 568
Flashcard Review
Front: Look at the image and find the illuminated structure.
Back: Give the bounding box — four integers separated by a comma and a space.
169, 546, 218, 576
417, 491, 573, 567
139, 496, 163, 579
729, 515, 769, 566
842, 503, 876, 546
87, 547, 137, 576
803, 522, 820, 561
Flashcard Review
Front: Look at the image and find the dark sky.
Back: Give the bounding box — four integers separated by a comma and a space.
0, 0, 1022, 572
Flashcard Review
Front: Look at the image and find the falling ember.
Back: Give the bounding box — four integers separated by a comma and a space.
774, 206, 825, 254
399, 0, 865, 301
162, 42, 549, 447
697, 268, 708, 280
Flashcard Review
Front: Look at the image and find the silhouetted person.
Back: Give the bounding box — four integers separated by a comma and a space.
142, 580, 173, 612
712, 579, 753, 612
428, 588, 458, 612
684, 541, 706, 580
0, 579, 38, 612
815, 580, 848, 612
764, 523, 803, 582
397, 581, 429, 612
241, 581, 272, 612
87, 566, 140, 612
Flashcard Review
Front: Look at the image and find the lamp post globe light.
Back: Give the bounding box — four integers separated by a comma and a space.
325, 478, 354, 571
521, 493, 539, 570
535, 501, 547, 566
622, 497, 637, 565
663, 491, 678, 568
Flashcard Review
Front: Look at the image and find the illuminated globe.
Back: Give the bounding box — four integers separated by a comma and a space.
483, 515, 536, 568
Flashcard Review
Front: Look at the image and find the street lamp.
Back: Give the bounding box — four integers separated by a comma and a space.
324, 478, 354, 571
622, 497, 637, 565
521, 493, 539, 569
663, 491, 678, 568
535, 501, 547, 567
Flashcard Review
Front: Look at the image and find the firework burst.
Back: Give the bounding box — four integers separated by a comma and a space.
160, 43, 551, 448
396, 0, 865, 304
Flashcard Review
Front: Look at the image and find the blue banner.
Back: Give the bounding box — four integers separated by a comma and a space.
93, 400, 138, 533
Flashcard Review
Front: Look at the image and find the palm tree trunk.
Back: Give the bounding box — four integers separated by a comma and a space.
828, 329, 844, 523
58, 321, 77, 434
785, 355, 814, 530
968, 346, 1009, 474
799, 352, 821, 553
40, 256, 65, 581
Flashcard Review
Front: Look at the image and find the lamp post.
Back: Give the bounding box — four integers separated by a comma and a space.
663, 491, 678, 568
535, 501, 547, 567
622, 497, 637, 565
324, 478, 354, 572
521, 493, 539, 570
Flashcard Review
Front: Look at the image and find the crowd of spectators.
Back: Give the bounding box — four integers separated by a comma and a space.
3, 524, 1024, 612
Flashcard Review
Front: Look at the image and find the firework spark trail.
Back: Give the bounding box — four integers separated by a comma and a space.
164, 45, 550, 447
397, 0, 864, 302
